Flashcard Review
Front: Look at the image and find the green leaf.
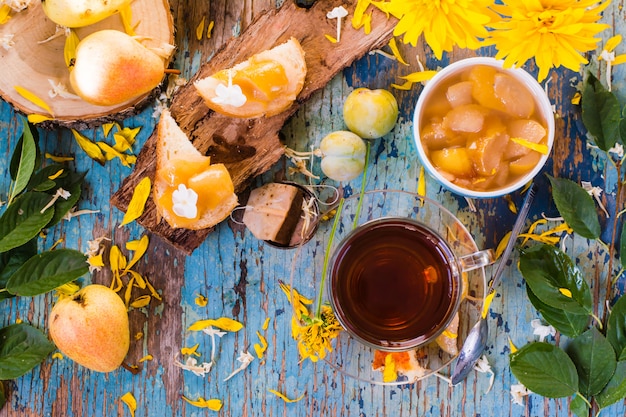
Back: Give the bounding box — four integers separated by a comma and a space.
0, 192, 53, 254
26, 166, 86, 227
0, 238, 37, 302
26, 164, 67, 191
566, 327, 616, 397
569, 394, 589, 417
547, 175, 601, 239
510, 342, 579, 398
597, 360, 626, 409
6, 249, 88, 297
519, 244, 593, 315
46, 171, 85, 227
7, 119, 38, 205
606, 294, 626, 358
9, 121, 40, 180
526, 285, 589, 337
581, 72, 622, 151
0, 323, 55, 379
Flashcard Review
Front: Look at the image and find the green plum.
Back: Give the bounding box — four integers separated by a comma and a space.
343, 88, 399, 139
320, 131, 367, 182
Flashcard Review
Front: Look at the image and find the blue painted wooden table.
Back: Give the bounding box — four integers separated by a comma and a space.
1, 1, 626, 416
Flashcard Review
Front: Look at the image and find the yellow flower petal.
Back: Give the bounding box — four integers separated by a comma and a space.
388, 37, 409, 66
188, 317, 243, 332
559, 288, 573, 298
262, 317, 271, 330
47, 169, 64, 180
195, 294, 208, 307
207, 20, 215, 39
119, 4, 136, 36
102, 122, 118, 137
504, 195, 517, 214
0, 4, 11, 24
181, 343, 201, 357
391, 80, 414, 90
495, 231, 512, 259
64, 30, 79, 69
120, 177, 151, 226
87, 253, 105, 269
71, 129, 106, 165
400, 70, 438, 83
268, 389, 305, 403
138, 354, 153, 362
352, 0, 371, 29
509, 337, 518, 354
130, 295, 151, 308
325, 34, 338, 43
182, 396, 222, 410
196, 17, 205, 41
481, 291, 496, 319
120, 392, 137, 417
382, 353, 398, 382
125, 235, 149, 271
55, 282, 80, 300
15, 86, 53, 115
45, 153, 74, 163
27, 114, 53, 124
109, 244, 128, 273
604, 35, 622, 53
124, 276, 135, 307
52, 352, 64, 360
253, 331, 268, 359
613, 54, 626, 66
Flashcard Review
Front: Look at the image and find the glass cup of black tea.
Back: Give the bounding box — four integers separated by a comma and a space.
326, 191, 494, 352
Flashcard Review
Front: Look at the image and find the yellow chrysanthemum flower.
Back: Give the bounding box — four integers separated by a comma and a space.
280, 282, 343, 363
486, 0, 611, 81
370, 0, 498, 59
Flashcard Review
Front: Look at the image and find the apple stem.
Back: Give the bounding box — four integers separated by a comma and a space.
164, 68, 181, 75
121, 362, 141, 375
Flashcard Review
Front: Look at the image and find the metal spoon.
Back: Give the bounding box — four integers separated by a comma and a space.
450, 183, 536, 385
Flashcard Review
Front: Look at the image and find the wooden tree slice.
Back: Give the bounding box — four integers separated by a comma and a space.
0, 0, 174, 128
111, 0, 397, 254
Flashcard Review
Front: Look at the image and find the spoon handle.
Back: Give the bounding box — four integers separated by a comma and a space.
487, 183, 536, 294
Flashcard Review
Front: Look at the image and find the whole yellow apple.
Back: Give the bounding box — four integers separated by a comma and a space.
42, 0, 132, 27
49, 284, 130, 373
70, 30, 166, 107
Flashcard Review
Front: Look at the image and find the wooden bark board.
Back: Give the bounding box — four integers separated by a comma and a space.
111, 0, 397, 254
0, 0, 175, 128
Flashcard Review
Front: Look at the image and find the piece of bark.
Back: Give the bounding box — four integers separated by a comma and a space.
111, 0, 397, 254
0, 0, 174, 129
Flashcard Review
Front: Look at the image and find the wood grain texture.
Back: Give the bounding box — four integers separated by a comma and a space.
2, 0, 626, 416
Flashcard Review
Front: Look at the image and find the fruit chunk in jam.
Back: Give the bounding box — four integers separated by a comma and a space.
156, 158, 234, 228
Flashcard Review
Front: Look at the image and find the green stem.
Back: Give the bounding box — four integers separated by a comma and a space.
353, 141, 370, 229
612, 267, 625, 286
575, 392, 593, 410
316, 198, 344, 319
590, 311, 603, 330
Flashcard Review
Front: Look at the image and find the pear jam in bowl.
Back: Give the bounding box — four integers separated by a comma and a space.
413, 57, 555, 198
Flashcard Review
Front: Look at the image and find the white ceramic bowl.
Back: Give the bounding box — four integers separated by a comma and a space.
412, 57, 555, 198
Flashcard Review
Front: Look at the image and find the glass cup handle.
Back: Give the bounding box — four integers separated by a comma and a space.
458, 249, 496, 272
